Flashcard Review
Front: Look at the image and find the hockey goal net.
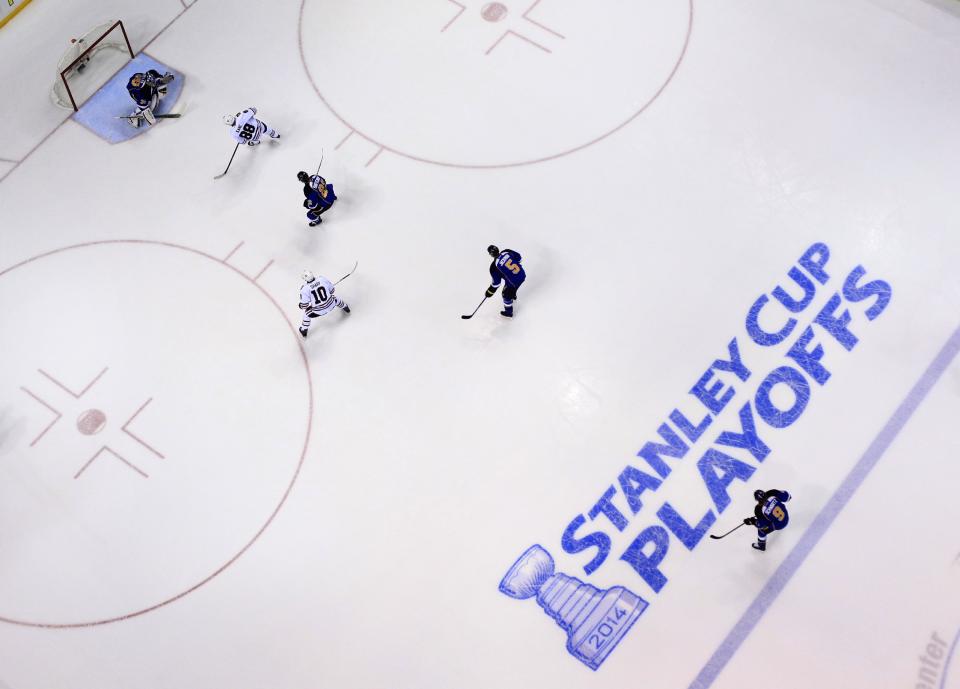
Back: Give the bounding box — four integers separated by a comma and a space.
51, 20, 134, 111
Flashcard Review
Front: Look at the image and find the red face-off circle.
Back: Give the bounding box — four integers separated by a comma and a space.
298, 0, 693, 168
0, 241, 313, 627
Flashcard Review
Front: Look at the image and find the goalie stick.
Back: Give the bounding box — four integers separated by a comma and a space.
113, 113, 182, 119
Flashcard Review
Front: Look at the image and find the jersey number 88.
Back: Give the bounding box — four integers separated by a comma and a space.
238, 123, 257, 140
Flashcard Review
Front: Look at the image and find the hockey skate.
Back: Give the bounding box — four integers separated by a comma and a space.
752, 540, 766, 551
342, 304, 351, 314
299, 326, 309, 338
500, 306, 514, 318
309, 217, 322, 227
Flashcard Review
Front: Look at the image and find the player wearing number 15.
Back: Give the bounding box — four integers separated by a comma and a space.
743, 488, 791, 552
298, 270, 350, 339
222, 107, 280, 146
485, 245, 526, 318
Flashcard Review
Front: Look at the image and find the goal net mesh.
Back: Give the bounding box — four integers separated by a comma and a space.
51, 20, 134, 111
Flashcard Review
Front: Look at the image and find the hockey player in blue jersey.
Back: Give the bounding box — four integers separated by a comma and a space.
485, 245, 525, 318
298, 171, 337, 226
743, 488, 791, 551
125, 70, 174, 128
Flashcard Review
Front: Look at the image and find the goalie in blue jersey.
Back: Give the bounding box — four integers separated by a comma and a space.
125, 69, 174, 128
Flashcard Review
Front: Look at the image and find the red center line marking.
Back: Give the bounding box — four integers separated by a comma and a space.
121, 398, 164, 459
486, 29, 551, 55
442, 0, 467, 31
74, 446, 148, 480
253, 259, 274, 282
38, 367, 108, 399
365, 146, 385, 167
334, 129, 355, 150
19, 387, 63, 446
522, 0, 565, 39
222, 241, 244, 263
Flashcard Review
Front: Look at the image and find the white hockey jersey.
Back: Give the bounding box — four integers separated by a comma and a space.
230, 107, 268, 145
299, 276, 344, 316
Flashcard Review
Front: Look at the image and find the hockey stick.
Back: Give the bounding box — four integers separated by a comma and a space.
461, 296, 488, 320
315, 149, 324, 175
709, 522, 748, 540
333, 260, 358, 285
113, 113, 181, 119
214, 143, 241, 180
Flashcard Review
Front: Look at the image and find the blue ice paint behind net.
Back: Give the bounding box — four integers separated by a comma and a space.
71, 53, 183, 144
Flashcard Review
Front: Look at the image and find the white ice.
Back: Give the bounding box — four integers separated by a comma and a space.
1, 0, 960, 687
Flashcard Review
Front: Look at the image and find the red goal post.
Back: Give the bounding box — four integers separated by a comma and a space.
52, 20, 134, 111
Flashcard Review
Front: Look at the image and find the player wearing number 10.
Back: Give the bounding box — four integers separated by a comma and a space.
486, 245, 526, 318
298, 270, 350, 339
222, 107, 280, 146
743, 489, 791, 551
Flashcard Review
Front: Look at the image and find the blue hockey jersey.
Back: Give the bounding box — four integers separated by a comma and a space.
126, 70, 164, 106
754, 490, 791, 531
489, 249, 525, 288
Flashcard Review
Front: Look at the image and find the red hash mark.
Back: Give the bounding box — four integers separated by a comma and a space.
19, 387, 62, 446
38, 367, 108, 399
121, 398, 165, 459
74, 446, 148, 480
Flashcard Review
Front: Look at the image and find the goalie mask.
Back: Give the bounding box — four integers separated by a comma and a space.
130, 72, 145, 87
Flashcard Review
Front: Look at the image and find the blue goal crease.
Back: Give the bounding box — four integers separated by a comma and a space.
72, 53, 184, 144
688, 321, 960, 689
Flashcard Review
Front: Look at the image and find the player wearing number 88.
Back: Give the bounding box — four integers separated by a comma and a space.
743, 488, 792, 551
298, 270, 350, 338
222, 107, 280, 146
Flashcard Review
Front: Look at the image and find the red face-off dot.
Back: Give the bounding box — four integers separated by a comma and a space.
481, 2, 508, 22
76, 409, 107, 435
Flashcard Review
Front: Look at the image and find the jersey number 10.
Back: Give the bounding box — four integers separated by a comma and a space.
311, 286, 328, 302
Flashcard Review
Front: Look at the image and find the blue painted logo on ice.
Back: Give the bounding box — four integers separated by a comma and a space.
499, 545, 647, 670
499, 242, 893, 670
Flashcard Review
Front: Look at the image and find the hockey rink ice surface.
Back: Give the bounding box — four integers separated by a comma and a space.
1, 0, 960, 687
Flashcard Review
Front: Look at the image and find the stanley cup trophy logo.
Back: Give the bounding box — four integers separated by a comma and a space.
499, 545, 648, 671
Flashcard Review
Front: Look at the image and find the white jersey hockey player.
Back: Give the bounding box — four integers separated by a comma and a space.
223, 107, 280, 146
298, 270, 350, 338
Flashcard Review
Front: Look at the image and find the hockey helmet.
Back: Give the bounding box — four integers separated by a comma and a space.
297, 171, 309, 184
130, 72, 145, 87
222, 114, 236, 127
754, 489, 766, 502
487, 245, 500, 258
301, 270, 315, 283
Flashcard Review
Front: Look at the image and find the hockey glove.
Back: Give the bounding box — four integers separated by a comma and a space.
303, 199, 313, 209
743, 517, 757, 526
485, 285, 498, 298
